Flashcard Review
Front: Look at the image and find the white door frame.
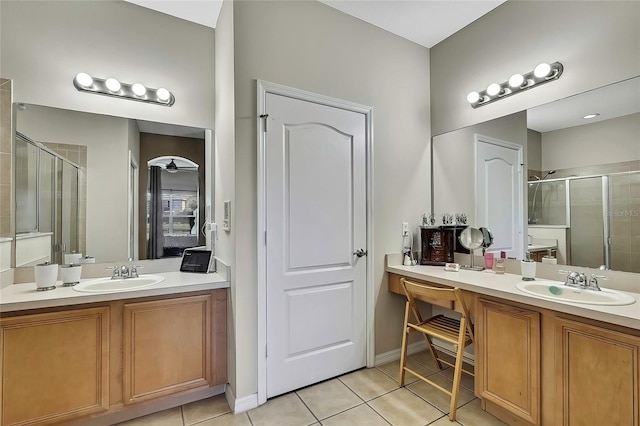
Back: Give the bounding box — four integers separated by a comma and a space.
128, 151, 139, 261
474, 134, 525, 258
256, 80, 374, 405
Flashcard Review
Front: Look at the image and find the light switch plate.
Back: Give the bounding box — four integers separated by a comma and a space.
222, 200, 231, 232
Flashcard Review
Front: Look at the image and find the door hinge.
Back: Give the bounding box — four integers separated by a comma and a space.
260, 114, 269, 132
264, 230, 267, 245
265, 344, 268, 358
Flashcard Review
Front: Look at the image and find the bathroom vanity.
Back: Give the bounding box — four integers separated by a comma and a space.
0, 271, 229, 426
386, 258, 640, 426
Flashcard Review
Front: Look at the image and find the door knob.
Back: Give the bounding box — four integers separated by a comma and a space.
353, 249, 367, 258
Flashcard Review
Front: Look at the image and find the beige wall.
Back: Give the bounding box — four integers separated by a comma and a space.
430, 1, 640, 136
527, 129, 542, 173
542, 113, 640, 171
213, 0, 237, 397
17, 105, 130, 262
0, 0, 215, 129
228, 0, 431, 399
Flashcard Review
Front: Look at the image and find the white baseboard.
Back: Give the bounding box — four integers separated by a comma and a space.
374, 340, 428, 365
225, 385, 259, 414
374, 340, 475, 366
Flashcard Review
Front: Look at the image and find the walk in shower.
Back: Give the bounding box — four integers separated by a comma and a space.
15, 132, 80, 265
528, 170, 640, 272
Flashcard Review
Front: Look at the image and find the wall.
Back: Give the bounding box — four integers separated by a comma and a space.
542, 113, 640, 171
0, 0, 215, 129
213, 0, 237, 400
17, 105, 130, 262
527, 129, 542, 173
231, 0, 431, 400
430, 1, 640, 136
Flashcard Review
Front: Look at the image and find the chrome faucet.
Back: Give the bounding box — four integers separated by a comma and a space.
106, 264, 143, 279
559, 270, 606, 291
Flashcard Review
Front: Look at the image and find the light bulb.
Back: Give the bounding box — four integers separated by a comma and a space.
466, 91, 480, 104
534, 63, 552, 78
508, 73, 524, 88
75, 73, 93, 88
132, 83, 146, 96
156, 87, 171, 102
105, 78, 121, 92
486, 83, 501, 97
583, 113, 600, 119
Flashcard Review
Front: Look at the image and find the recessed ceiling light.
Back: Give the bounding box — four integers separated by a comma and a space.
583, 113, 600, 119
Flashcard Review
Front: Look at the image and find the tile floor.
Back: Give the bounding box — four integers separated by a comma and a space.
117, 351, 507, 426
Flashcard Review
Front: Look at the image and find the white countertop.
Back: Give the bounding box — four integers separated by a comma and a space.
527, 244, 557, 252
0, 271, 229, 313
386, 260, 640, 331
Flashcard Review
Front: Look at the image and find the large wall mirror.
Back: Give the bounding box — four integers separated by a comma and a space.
12, 103, 209, 266
433, 76, 640, 273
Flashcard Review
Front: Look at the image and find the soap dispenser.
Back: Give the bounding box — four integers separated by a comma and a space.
521, 251, 536, 281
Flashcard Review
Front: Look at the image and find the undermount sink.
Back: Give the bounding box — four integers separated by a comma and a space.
73, 275, 165, 293
516, 280, 636, 306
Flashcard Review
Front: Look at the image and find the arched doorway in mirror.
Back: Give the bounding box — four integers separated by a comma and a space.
146, 156, 201, 259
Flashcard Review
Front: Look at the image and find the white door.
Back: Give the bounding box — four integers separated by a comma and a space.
476, 135, 523, 258
265, 93, 367, 398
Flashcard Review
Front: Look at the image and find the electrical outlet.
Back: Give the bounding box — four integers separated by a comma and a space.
402, 222, 409, 236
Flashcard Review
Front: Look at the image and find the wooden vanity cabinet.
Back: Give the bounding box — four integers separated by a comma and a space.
476, 298, 540, 425
0, 289, 227, 426
554, 317, 640, 426
0, 307, 110, 426
123, 294, 213, 404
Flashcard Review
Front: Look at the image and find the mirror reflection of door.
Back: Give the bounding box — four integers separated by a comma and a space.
146, 156, 200, 259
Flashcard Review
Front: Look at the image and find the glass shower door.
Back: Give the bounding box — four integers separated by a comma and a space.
608, 171, 640, 272
569, 177, 606, 269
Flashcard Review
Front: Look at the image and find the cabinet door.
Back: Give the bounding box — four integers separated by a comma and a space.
123, 294, 212, 405
0, 307, 110, 426
476, 298, 540, 425
555, 318, 640, 426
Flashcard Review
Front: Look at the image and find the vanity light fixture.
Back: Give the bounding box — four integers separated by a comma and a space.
467, 62, 563, 109
73, 73, 175, 106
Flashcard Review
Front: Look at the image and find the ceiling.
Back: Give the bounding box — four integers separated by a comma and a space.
123, 0, 505, 48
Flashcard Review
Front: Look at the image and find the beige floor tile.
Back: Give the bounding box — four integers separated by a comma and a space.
296, 378, 363, 420
339, 368, 399, 401
183, 394, 231, 425
455, 399, 508, 426
407, 373, 475, 414
408, 350, 446, 372
320, 404, 389, 426
436, 366, 475, 391
247, 393, 317, 426
193, 412, 253, 426
427, 415, 460, 425
376, 358, 433, 385
116, 407, 183, 426
368, 388, 444, 426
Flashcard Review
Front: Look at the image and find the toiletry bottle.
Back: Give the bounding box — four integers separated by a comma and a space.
521, 251, 536, 281
494, 258, 505, 274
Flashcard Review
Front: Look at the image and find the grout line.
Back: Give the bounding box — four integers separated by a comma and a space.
180, 405, 186, 426
293, 391, 320, 425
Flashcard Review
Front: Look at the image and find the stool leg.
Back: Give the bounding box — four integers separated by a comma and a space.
399, 302, 410, 387
449, 317, 468, 421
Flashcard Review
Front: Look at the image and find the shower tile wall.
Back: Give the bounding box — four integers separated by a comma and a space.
0, 79, 12, 238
